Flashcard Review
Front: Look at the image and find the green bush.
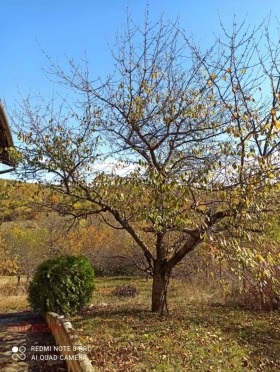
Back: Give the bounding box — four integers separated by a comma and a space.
28, 255, 94, 315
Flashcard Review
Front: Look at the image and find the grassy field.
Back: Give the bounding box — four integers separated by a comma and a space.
70, 277, 280, 372
0, 275, 279, 371
0, 276, 29, 312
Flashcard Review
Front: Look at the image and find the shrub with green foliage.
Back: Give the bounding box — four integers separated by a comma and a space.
28, 255, 94, 315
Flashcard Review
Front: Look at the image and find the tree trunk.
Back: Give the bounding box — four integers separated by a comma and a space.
151, 259, 171, 315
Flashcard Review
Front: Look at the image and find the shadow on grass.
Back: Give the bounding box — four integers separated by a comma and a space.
73, 302, 280, 370
176, 304, 280, 366
221, 316, 279, 365
79, 305, 151, 319
95, 276, 142, 282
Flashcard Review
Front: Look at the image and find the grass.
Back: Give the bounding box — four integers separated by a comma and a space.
0, 276, 29, 313
0, 275, 279, 370
70, 277, 280, 372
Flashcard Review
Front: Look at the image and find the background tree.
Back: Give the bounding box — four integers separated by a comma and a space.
14, 14, 280, 314
0, 235, 19, 277
1, 225, 48, 283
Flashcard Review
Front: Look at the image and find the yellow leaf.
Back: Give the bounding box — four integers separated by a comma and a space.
241, 68, 246, 74
272, 117, 280, 130
210, 74, 217, 80
256, 254, 264, 262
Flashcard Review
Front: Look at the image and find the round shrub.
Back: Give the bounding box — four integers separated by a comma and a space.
28, 255, 94, 315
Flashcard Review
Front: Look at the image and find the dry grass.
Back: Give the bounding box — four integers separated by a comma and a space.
1, 275, 280, 371
0, 276, 29, 313
70, 277, 280, 372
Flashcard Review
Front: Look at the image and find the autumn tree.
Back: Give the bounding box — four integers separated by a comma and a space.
1, 225, 48, 282
80, 221, 143, 276
0, 235, 19, 276
13, 14, 280, 314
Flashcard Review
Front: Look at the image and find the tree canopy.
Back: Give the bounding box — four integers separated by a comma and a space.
13, 14, 280, 314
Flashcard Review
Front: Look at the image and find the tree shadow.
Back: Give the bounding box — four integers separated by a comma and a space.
176, 304, 280, 368
78, 305, 151, 319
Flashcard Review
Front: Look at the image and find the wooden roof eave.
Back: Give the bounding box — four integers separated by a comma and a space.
0, 102, 15, 169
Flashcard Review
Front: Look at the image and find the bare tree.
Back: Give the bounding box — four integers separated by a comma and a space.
13, 13, 280, 314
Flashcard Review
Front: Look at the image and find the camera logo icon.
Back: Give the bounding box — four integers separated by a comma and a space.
12, 346, 26, 361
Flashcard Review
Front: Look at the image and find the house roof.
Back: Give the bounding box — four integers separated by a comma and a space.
0, 102, 15, 167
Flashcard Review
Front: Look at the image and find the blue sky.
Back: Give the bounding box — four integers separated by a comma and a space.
0, 0, 279, 177
1, 0, 279, 109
